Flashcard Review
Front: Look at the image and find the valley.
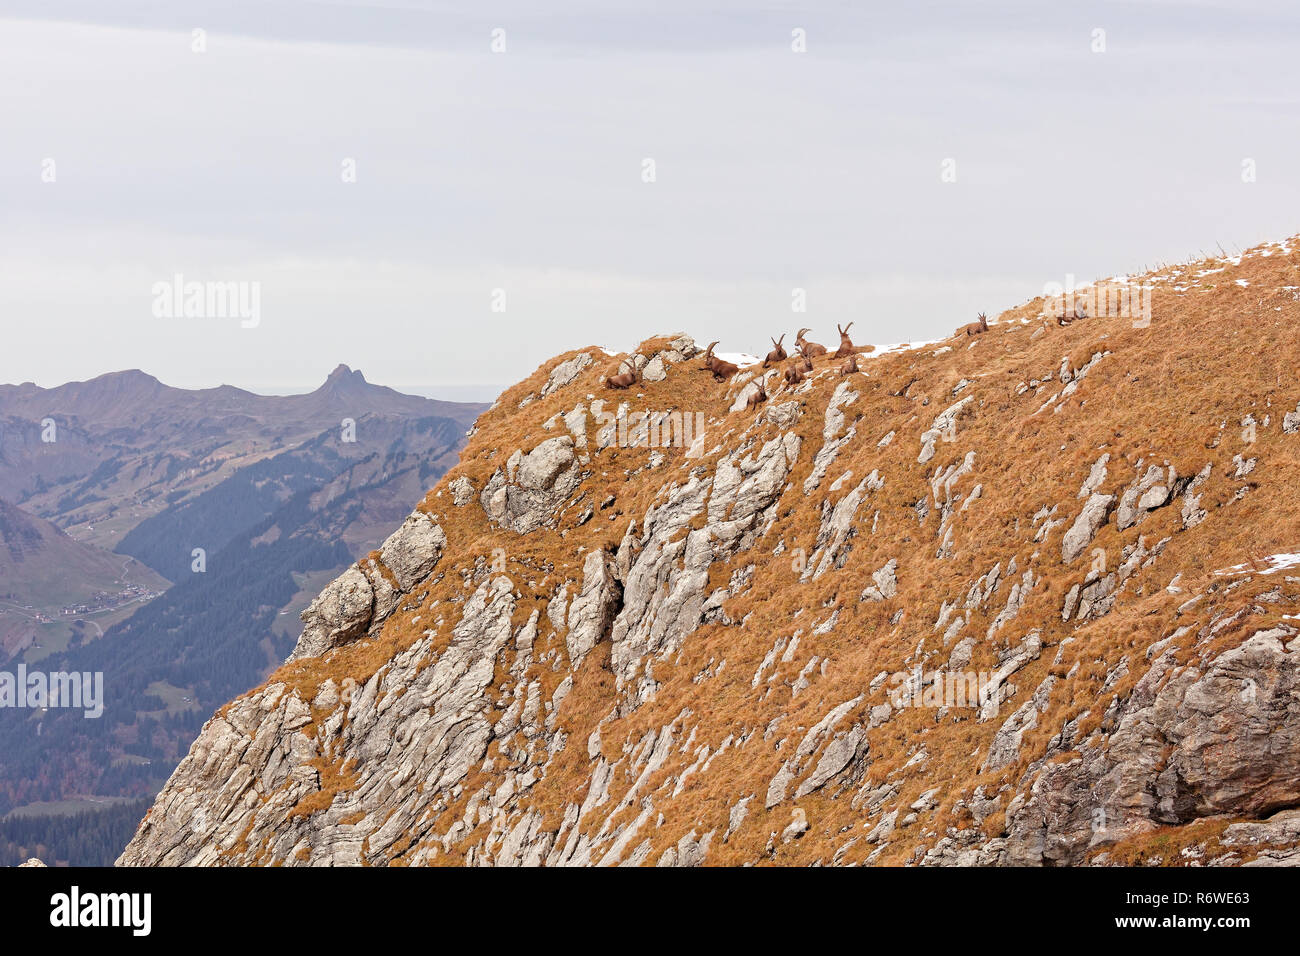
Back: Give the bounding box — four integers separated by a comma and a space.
0, 366, 485, 861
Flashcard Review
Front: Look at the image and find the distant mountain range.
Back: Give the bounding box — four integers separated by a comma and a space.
0, 366, 487, 830
0, 364, 478, 553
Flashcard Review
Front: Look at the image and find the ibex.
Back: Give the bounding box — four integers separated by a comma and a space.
763, 335, 787, 368
744, 378, 768, 410
834, 323, 860, 359
1056, 301, 1088, 326
784, 362, 807, 387
604, 364, 639, 389
838, 354, 859, 375
795, 328, 827, 359
957, 312, 989, 336
702, 341, 740, 382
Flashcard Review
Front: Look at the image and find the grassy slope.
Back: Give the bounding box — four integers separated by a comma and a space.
247, 235, 1300, 865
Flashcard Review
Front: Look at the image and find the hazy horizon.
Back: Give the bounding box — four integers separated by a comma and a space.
0, 363, 506, 404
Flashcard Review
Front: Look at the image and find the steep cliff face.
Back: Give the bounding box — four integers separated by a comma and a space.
121, 240, 1300, 867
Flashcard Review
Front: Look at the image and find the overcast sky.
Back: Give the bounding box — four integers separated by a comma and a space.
2, 1, 1298, 400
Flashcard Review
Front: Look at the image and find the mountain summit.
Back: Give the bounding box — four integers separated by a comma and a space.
320, 364, 369, 392
121, 236, 1300, 867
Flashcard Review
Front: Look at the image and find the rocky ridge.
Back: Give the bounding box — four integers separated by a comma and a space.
121, 241, 1300, 866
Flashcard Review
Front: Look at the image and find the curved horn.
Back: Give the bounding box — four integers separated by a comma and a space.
844, 322, 853, 334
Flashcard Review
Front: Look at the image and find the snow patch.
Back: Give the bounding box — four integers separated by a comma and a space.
1214, 553, 1300, 577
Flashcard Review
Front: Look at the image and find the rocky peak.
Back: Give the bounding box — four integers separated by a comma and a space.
320, 364, 369, 392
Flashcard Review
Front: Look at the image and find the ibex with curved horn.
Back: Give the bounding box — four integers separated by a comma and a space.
834, 323, 861, 359
702, 341, 740, 382
744, 377, 768, 410
604, 362, 639, 389
795, 328, 827, 359
957, 312, 989, 336
763, 335, 787, 368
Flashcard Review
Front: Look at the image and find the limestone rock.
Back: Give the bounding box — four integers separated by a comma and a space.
449, 476, 475, 506
481, 437, 584, 534
1004, 625, 1300, 864
379, 510, 447, 591
1062, 493, 1114, 563
565, 550, 622, 667
289, 565, 375, 662
540, 352, 593, 398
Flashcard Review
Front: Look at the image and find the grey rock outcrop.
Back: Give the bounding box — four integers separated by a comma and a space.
1004, 625, 1300, 864
611, 432, 800, 695
565, 550, 622, 667
290, 565, 376, 661
1282, 401, 1300, 434
122, 577, 520, 866
289, 509, 447, 662
540, 352, 593, 398
379, 510, 447, 591
1115, 464, 1173, 530
449, 475, 475, 505
804, 382, 858, 493
861, 558, 898, 601
918, 397, 972, 465
1061, 493, 1113, 563
481, 437, 585, 534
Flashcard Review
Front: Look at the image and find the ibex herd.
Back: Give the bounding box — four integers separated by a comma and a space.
603, 325, 875, 401
950, 303, 1091, 339
604, 305, 1091, 406
731, 326, 872, 402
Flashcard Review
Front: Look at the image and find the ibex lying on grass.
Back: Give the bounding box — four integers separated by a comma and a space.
834, 323, 861, 359
702, 342, 740, 382
796, 328, 827, 359
763, 335, 787, 368
604, 364, 639, 389
744, 378, 768, 410
784, 362, 807, 387
838, 354, 859, 375
957, 312, 989, 336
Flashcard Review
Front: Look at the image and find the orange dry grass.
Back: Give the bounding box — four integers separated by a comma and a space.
221, 239, 1300, 865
